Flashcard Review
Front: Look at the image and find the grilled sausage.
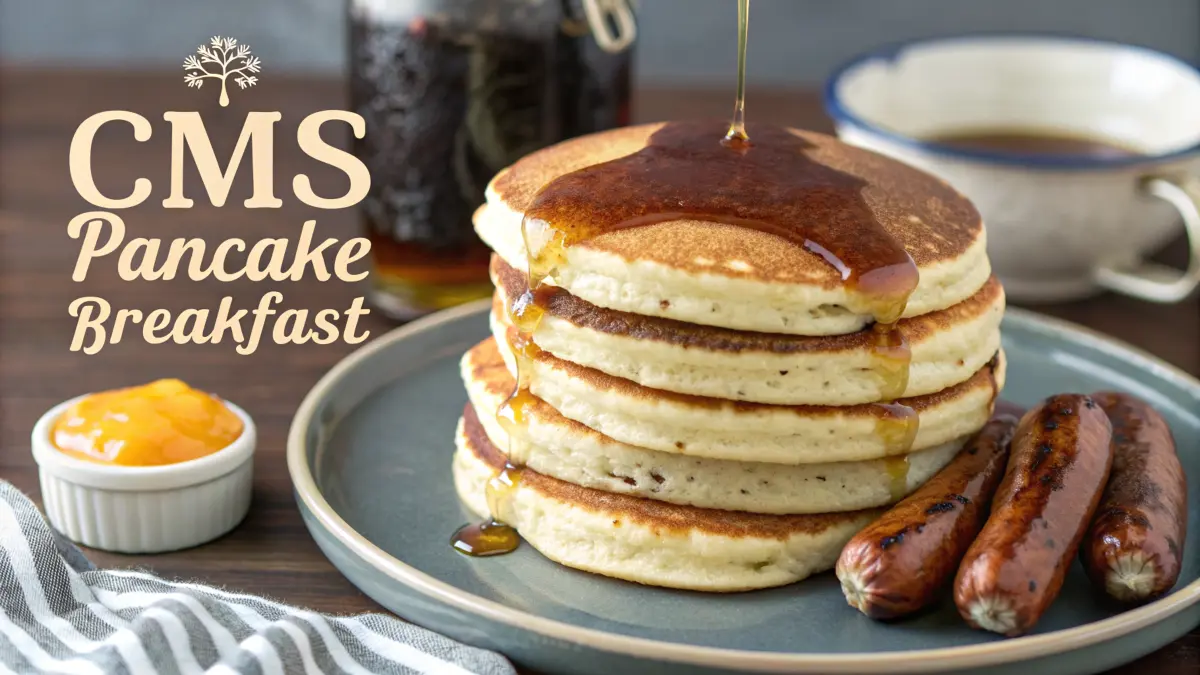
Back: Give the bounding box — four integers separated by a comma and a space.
954, 394, 1114, 636
1082, 391, 1187, 602
836, 416, 1017, 619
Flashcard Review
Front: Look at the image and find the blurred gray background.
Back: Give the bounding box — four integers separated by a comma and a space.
3, 0, 1198, 85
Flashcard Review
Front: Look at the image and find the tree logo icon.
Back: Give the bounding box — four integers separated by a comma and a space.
183, 36, 262, 107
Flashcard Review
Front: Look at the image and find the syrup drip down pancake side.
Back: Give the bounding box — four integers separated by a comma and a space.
453, 411, 882, 591
488, 315, 1005, 463
492, 256, 1004, 405
462, 338, 969, 514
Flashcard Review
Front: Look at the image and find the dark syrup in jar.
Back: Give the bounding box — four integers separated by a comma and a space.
351, 0, 633, 320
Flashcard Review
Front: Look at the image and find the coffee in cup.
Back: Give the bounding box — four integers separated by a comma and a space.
825, 34, 1200, 303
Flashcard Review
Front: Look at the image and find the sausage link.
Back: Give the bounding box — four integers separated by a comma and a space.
836, 415, 1017, 619
954, 394, 1113, 636
1082, 391, 1187, 602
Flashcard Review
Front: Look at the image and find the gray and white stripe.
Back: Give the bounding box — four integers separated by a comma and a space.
0, 481, 515, 674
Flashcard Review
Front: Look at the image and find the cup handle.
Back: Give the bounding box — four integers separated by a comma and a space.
1093, 175, 1200, 303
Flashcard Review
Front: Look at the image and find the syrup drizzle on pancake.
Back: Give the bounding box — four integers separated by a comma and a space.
453, 0, 920, 556
723, 0, 750, 148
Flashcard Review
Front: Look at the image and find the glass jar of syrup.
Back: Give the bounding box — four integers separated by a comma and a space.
349, 0, 636, 320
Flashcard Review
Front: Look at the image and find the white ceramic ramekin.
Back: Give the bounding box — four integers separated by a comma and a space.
31, 395, 256, 553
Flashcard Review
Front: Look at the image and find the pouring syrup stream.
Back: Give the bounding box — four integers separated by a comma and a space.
723, 0, 750, 148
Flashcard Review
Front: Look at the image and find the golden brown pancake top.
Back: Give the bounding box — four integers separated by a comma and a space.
460, 404, 879, 538
488, 123, 983, 285
492, 255, 1002, 355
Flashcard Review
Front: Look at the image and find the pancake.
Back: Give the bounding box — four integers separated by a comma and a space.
492, 256, 1005, 405
477, 123, 989, 336
489, 314, 1005, 463
461, 340, 966, 514
453, 413, 880, 591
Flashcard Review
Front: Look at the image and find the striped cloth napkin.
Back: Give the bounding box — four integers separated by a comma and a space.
0, 481, 517, 674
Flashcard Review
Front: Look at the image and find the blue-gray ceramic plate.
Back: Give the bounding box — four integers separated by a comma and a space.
288, 301, 1199, 674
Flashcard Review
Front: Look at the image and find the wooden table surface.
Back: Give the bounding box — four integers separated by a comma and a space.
1, 69, 1196, 674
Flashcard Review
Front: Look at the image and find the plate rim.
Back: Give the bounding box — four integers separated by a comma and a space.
287, 302, 1200, 673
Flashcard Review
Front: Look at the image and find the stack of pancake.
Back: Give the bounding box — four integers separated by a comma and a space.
453, 123, 1005, 592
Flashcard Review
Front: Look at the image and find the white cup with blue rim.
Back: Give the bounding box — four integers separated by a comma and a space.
825, 34, 1200, 304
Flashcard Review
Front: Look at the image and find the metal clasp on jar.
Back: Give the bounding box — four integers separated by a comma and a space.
582, 0, 636, 53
